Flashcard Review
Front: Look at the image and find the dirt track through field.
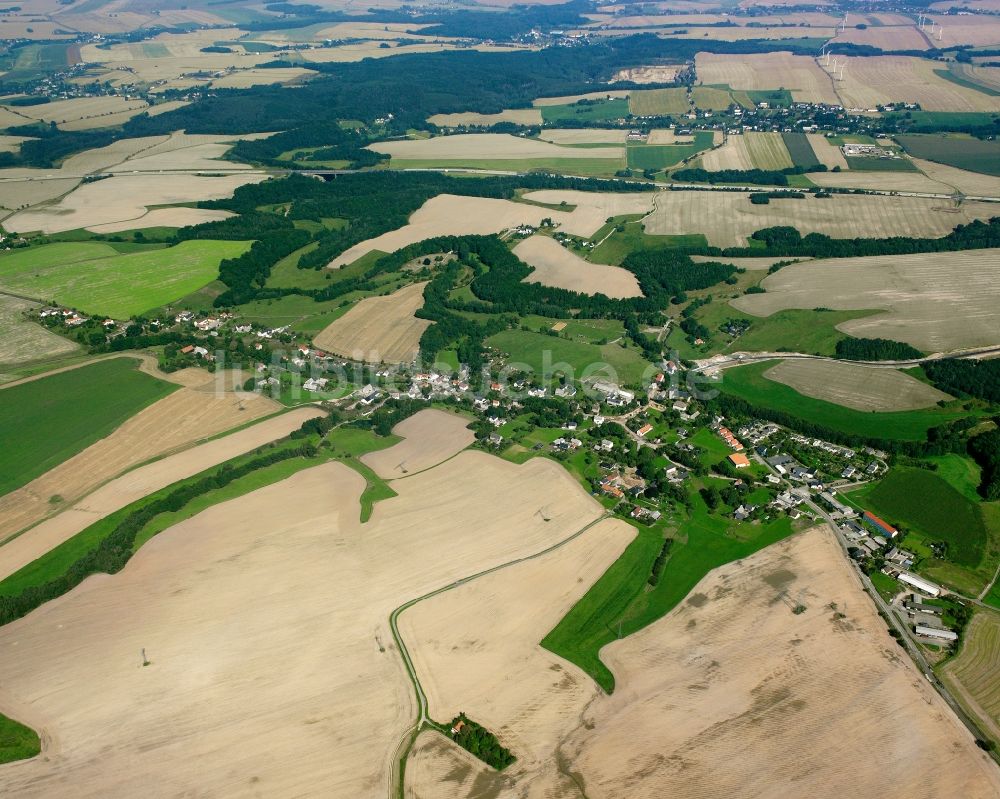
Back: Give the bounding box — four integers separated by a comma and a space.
403, 527, 1000, 798
0, 450, 604, 797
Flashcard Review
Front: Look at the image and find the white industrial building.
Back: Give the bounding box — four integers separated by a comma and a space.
897, 571, 942, 597
915, 625, 957, 642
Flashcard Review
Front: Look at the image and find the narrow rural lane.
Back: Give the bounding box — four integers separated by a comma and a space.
385, 511, 612, 799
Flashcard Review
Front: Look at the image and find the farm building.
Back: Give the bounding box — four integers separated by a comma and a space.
897, 571, 942, 597
729, 453, 750, 469
915, 625, 958, 642
863, 510, 898, 539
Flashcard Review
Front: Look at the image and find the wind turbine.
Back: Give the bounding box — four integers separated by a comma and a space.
837, 62, 846, 82
839, 14, 848, 32
936, 26, 944, 42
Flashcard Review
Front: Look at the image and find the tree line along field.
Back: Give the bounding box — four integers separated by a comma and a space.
0, 358, 177, 498
717, 361, 979, 442
0, 240, 252, 319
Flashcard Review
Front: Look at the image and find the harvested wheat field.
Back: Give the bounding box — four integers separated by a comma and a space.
644, 191, 997, 248
533, 90, 631, 106
0, 369, 285, 553
361, 408, 474, 478
400, 517, 636, 793
763, 360, 952, 411
744, 131, 794, 170
0, 405, 317, 586
538, 128, 628, 144
0, 295, 78, 370
210, 67, 316, 89
940, 610, 1000, 743
520, 189, 656, 237
696, 52, 840, 105
907, 159, 1000, 197
646, 129, 693, 144
0, 450, 604, 797
833, 24, 931, 50
6, 173, 266, 234
428, 109, 543, 127
732, 249, 1000, 352
86, 207, 233, 233
808, 170, 956, 194
1, 96, 150, 129
806, 133, 850, 169
329, 195, 576, 267
313, 282, 430, 364
699, 135, 754, 171
105, 132, 264, 173
401, 526, 1000, 797
405, 732, 501, 798
928, 13, 1000, 47
0, 177, 80, 213
368, 133, 623, 161
835, 56, 1000, 112
514, 235, 643, 298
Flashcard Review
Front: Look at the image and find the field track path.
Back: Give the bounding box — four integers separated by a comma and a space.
387, 511, 613, 799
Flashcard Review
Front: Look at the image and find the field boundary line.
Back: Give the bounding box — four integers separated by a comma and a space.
386, 510, 612, 798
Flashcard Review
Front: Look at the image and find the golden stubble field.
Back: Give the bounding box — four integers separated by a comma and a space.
0, 366, 289, 557
6, 173, 265, 234
367, 132, 624, 161
403, 527, 1000, 798
940, 609, 1000, 743
313, 281, 431, 364
644, 191, 998, 248
0, 438, 606, 797
763, 359, 952, 411
732, 248, 1000, 352
520, 188, 657, 237
514, 234, 643, 298
328, 194, 577, 267
361, 408, 474, 478
695, 52, 840, 104
835, 56, 1000, 112
0, 295, 79, 370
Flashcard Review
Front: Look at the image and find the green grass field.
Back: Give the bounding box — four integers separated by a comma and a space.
0, 713, 39, 765
691, 86, 735, 111
539, 98, 630, 123
717, 360, 976, 441
628, 88, 690, 116
849, 467, 988, 568
0, 358, 176, 497
0, 240, 251, 318
588, 217, 707, 265
627, 131, 714, 171
487, 328, 654, 386
896, 133, 1000, 177
674, 301, 878, 360
781, 132, 820, 168
542, 490, 795, 692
